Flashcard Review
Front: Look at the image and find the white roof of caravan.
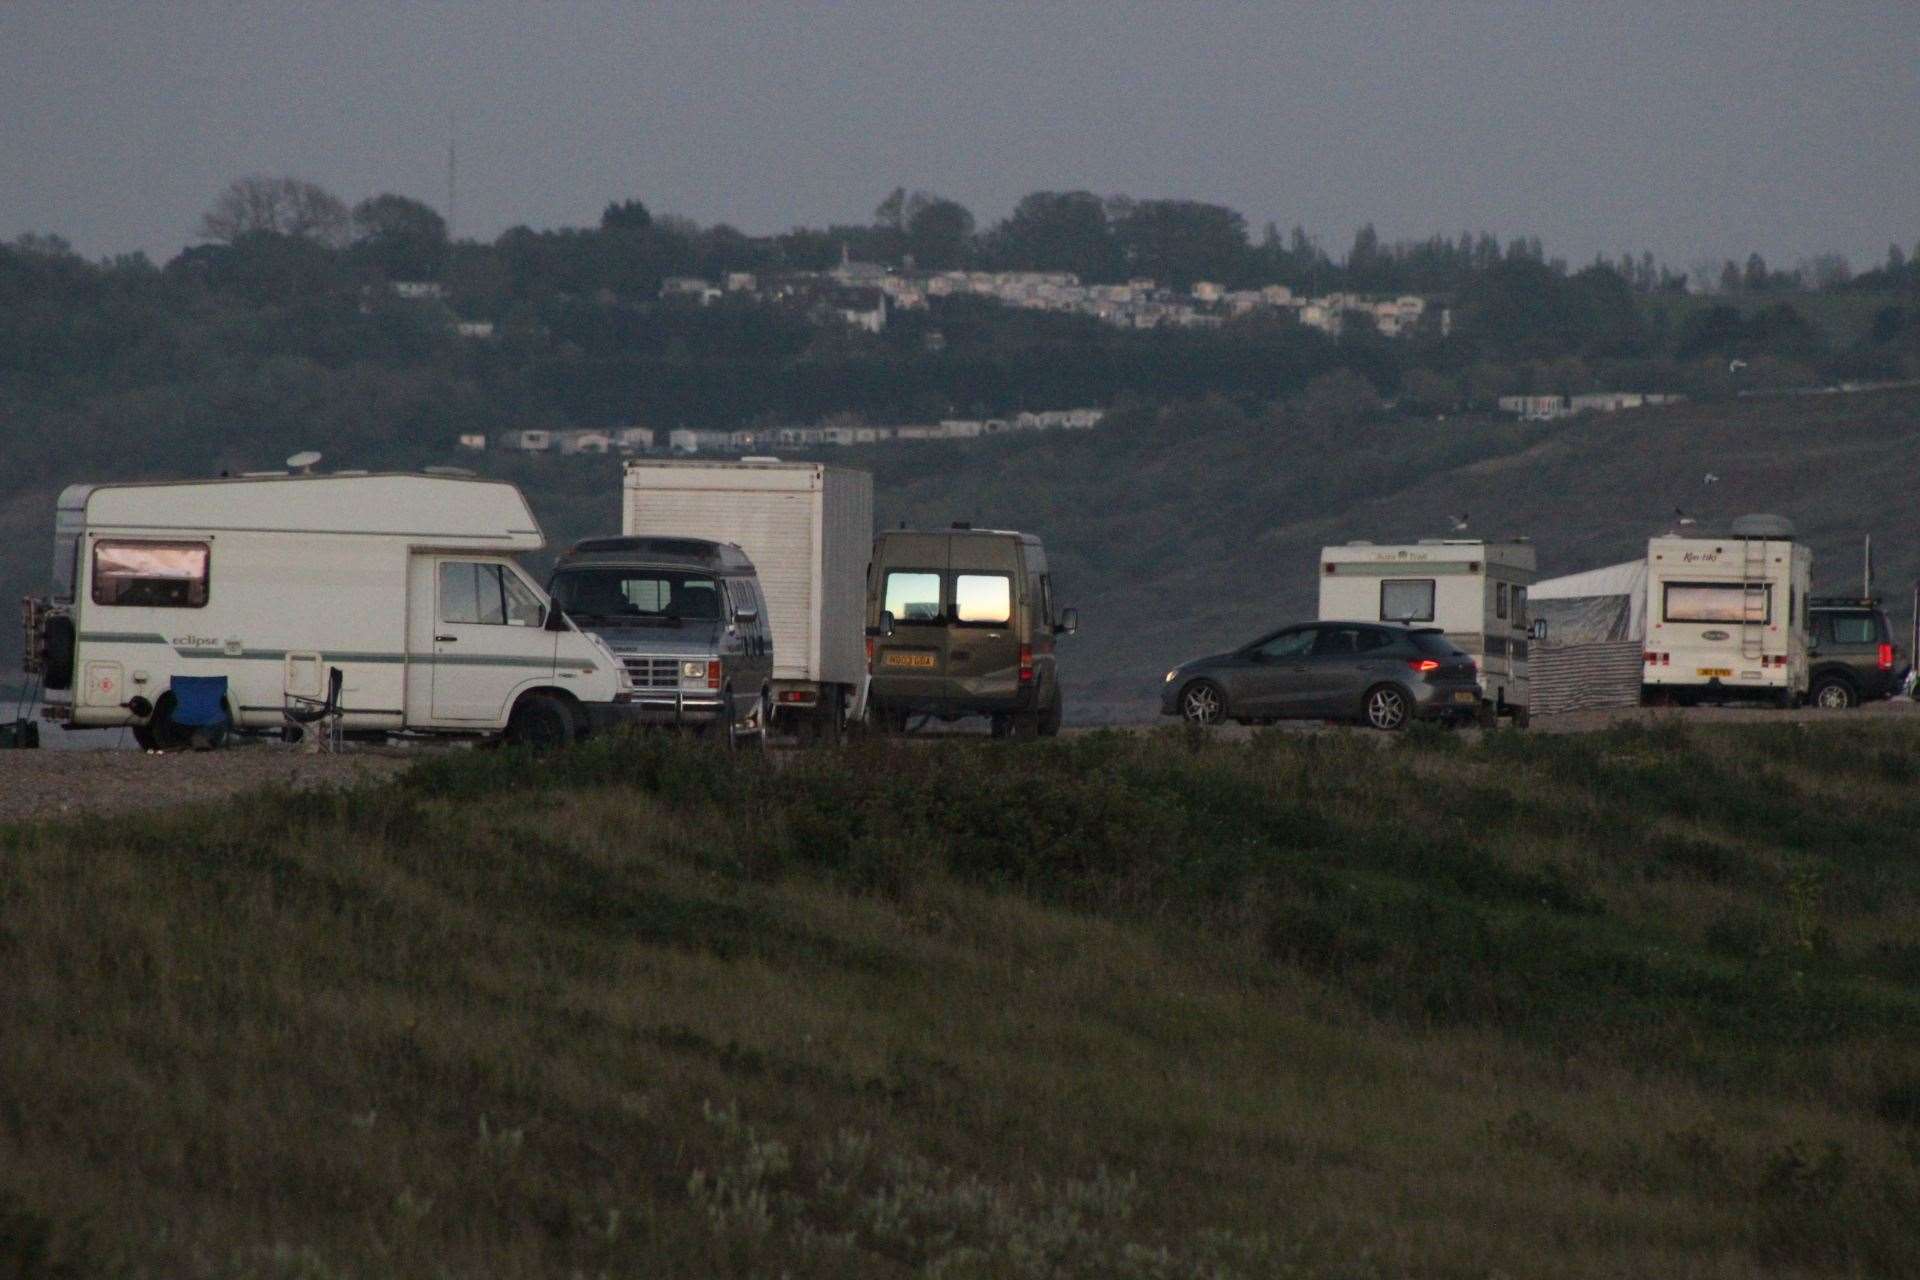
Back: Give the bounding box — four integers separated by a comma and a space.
75, 473, 545, 549
1322, 539, 1536, 570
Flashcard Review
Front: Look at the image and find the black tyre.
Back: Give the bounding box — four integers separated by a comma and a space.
505, 693, 577, 751
1362, 684, 1410, 731
1810, 675, 1857, 709
145, 693, 201, 752
1039, 689, 1064, 737
1179, 680, 1226, 726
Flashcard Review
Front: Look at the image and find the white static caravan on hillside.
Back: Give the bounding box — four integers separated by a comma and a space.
26, 474, 632, 747
622, 459, 872, 736
1319, 539, 1538, 722
1642, 515, 1811, 704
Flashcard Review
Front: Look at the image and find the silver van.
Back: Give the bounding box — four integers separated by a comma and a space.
548, 537, 773, 744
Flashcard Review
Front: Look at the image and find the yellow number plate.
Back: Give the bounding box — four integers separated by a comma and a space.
885, 652, 937, 668
1696, 667, 1733, 678
1453, 691, 1478, 704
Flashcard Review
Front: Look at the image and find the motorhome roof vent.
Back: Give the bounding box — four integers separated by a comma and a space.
1729, 513, 1795, 539
1345, 540, 1374, 546
740, 455, 782, 463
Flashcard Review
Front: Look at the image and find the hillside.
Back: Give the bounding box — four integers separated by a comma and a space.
8, 388, 1920, 720
4, 723, 1919, 1277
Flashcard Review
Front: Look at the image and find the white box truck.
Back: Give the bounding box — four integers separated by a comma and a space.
622, 459, 872, 739
1642, 514, 1810, 705
1318, 538, 1537, 724
22, 473, 634, 749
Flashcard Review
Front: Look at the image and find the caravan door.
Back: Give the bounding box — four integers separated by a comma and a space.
420, 557, 558, 722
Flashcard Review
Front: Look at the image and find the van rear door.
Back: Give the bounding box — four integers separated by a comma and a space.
874, 546, 950, 684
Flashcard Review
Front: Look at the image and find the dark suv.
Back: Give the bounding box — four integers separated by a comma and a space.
1807, 598, 1903, 707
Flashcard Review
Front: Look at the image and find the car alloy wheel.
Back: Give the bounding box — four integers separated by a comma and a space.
1364, 685, 1409, 731
1180, 682, 1224, 726
1812, 678, 1856, 709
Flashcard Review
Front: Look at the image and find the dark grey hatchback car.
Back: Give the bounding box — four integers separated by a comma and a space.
1161, 621, 1483, 730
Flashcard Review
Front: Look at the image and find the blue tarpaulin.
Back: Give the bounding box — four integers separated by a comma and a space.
168, 676, 229, 727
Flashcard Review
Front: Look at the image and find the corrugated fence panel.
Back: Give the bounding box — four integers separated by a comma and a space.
1533, 642, 1643, 716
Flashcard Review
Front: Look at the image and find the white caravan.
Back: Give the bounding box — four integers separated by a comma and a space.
1319, 539, 1537, 723
1642, 515, 1810, 704
23, 473, 633, 748
622, 459, 872, 738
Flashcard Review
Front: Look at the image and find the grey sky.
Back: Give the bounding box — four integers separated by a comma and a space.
4, 2, 1916, 274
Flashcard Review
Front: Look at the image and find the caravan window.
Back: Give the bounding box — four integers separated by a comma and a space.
1380, 579, 1435, 623
91, 540, 209, 608
1664, 583, 1770, 625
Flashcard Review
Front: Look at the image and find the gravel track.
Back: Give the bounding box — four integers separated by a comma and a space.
0, 746, 414, 824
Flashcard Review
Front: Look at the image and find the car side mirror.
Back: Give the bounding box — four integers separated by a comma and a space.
866, 610, 895, 638
1529, 618, 1548, 641
1055, 607, 1079, 636
543, 605, 569, 632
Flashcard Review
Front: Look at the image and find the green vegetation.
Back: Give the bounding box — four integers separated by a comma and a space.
4, 722, 1920, 1276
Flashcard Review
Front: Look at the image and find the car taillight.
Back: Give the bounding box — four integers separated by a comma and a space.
865, 636, 875, 667
1880, 642, 1894, 670
1407, 658, 1440, 673
1018, 644, 1034, 685
706, 660, 721, 689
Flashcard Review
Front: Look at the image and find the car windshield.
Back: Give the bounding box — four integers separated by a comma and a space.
549, 567, 720, 625
1407, 631, 1457, 657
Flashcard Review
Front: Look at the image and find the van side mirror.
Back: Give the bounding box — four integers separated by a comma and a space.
1530, 618, 1548, 641
544, 604, 568, 632
1055, 607, 1079, 636
866, 610, 895, 638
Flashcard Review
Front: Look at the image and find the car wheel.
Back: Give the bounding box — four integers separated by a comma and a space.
1039, 689, 1064, 737
1811, 675, 1857, 709
1179, 680, 1226, 726
506, 693, 577, 751
1362, 684, 1410, 731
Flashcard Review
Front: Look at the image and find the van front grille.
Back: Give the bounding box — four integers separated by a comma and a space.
623, 656, 682, 688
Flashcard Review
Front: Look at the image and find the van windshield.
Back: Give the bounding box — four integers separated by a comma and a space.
550, 568, 721, 626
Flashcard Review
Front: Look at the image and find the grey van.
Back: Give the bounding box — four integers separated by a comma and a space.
548, 537, 773, 744
867, 524, 1078, 736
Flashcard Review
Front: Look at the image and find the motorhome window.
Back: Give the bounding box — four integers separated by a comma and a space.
1496, 583, 1509, 620
953, 574, 1012, 626
1663, 583, 1770, 625
548, 569, 720, 622
91, 541, 209, 608
1829, 613, 1878, 645
439, 562, 505, 625
884, 571, 943, 623
501, 571, 545, 627
1380, 579, 1435, 623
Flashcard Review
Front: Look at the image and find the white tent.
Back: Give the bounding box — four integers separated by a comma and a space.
1532, 559, 1648, 644
1529, 559, 1648, 715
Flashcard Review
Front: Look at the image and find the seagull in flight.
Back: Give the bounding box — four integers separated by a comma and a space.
1448, 512, 1469, 531
1673, 507, 1696, 526
1703, 472, 1719, 484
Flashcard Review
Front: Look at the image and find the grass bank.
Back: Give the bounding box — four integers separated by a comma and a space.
4, 721, 1920, 1277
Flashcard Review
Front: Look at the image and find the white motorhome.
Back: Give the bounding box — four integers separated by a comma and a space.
1642, 515, 1810, 704
23, 473, 633, 749
1319, 539, 1537, 723
622, 459, 872, 739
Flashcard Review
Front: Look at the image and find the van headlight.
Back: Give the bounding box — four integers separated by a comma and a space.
1164, 669, 1179, 683
681, 660, 706, 679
